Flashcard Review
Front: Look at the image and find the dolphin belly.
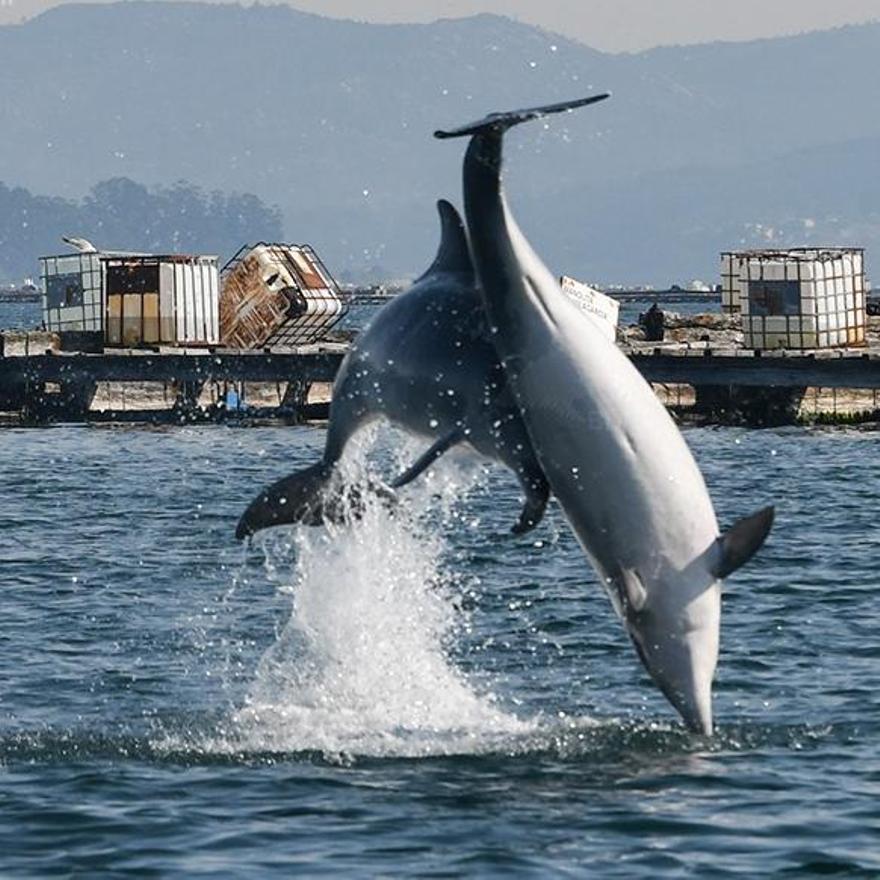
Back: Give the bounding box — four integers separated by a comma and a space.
510, 293, 720, 573
437, 95, 774, 734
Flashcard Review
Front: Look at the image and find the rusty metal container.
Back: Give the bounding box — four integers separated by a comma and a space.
219, 243, 348, 349
103, 254, 220, 347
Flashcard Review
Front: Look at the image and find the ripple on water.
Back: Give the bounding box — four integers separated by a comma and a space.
0, 425, 879, 876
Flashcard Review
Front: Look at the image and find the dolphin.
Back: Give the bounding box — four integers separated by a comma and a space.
236, 199, 550, 540
436, 95, 774, 734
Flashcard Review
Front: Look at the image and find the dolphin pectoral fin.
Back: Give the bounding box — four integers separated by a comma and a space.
434, 93, 610, 140
390, 427, 467, 489
511, 473, 549, 535
713, 505, 775, 579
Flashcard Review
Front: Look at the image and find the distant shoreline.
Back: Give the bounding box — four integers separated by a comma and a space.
0, 290, 40, 303
0, 286, 722, 306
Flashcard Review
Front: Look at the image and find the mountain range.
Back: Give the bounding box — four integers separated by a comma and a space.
1, 2, 878, 284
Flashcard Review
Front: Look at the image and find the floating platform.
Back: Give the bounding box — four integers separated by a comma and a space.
618, 309, 880, 424
0, 334, 345, 425
626, 345, 880, 425
6, 319, 880, 427
0, 290, 41, 303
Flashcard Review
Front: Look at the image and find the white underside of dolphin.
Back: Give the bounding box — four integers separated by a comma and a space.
437, 95, 774, 734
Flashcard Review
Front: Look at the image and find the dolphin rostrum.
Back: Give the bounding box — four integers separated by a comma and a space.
236, 199, 549, 540
437, 95, 774, 734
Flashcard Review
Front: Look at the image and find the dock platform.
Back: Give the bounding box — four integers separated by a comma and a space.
0, 341, 345, 424
629, 345, 880, 389
5, 331, 880, 427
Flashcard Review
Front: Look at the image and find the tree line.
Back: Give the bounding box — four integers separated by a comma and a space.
0, 178, 284, 281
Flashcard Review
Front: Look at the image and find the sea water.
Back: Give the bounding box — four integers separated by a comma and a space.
0, 419, 878, 876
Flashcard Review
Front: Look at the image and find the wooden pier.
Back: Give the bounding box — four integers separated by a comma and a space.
625, 344, 880, 426
5, 331, 880, 427
629, 345, 880, 388
0, 348, 344, 386
0, 342, 345, 424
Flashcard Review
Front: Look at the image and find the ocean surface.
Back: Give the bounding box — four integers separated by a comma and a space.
1, 420, 879, 876
2, 298, 879, 876
0, 300, 40, 331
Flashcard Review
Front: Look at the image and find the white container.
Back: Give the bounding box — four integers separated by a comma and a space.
720, 252, 742, 313
721, 248, 866, 349
41, 252, 104, 332
41, 249, 219, 346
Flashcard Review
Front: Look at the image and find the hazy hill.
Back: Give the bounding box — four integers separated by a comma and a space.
1, 2, 878, 283
0, 178, 283, 281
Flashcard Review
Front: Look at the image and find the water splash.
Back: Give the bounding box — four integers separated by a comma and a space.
229, 435, 536, 758
5, 718, 862, 768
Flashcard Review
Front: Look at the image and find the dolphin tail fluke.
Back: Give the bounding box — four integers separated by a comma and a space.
235, 463, 396, 540
236, 462, 332, 540
434, 93, 610, 140
713, 505, 775, 579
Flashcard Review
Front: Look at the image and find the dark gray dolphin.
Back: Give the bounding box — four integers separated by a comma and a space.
437, 95, 774, 734
236, 199, 549, 539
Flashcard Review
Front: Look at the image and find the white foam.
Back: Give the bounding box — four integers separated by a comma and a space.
231, 437, 536, 758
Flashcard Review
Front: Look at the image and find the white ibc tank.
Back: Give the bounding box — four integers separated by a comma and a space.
726, 248, 867, 350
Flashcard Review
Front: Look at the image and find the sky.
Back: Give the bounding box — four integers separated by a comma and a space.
1, 0, 879, 51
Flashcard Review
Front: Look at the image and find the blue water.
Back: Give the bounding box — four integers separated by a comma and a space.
1, 421, 878, 876
0, 300, 40, 330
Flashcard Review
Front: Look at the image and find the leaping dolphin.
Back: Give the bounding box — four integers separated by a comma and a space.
437, 95, 774, 734
236, 199, 550, 540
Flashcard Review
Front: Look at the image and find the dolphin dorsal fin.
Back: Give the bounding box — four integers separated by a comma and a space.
415, 200, 474, 282
713, 506, 775, 579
